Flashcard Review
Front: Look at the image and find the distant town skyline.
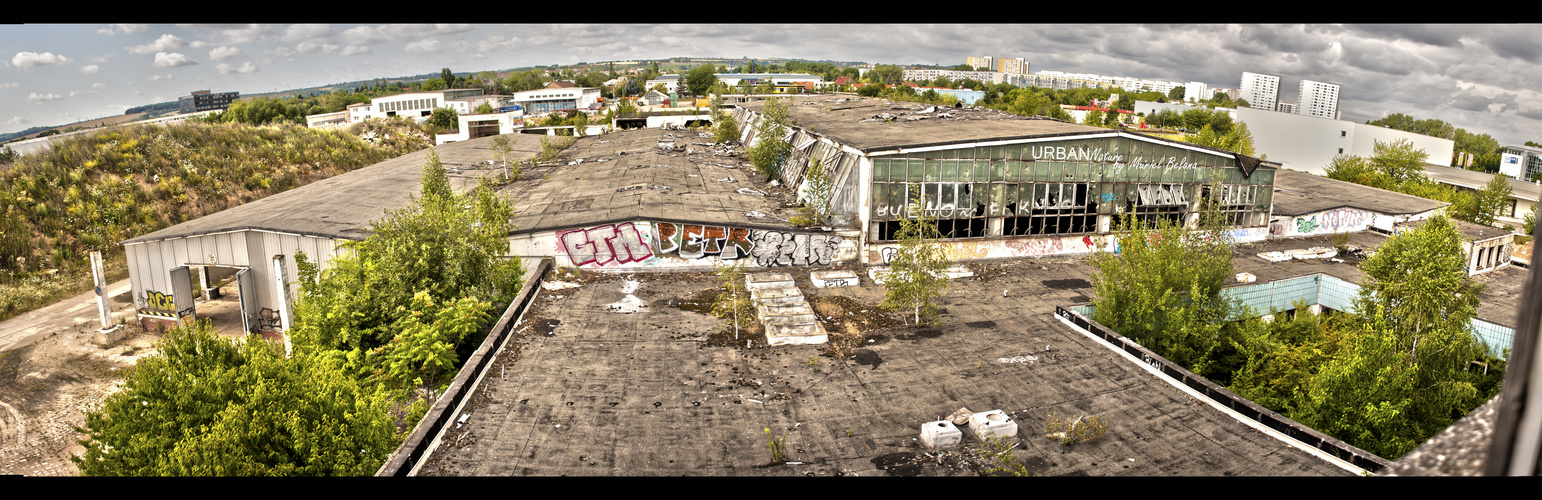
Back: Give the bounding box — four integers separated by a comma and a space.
4, 24, 1540, 147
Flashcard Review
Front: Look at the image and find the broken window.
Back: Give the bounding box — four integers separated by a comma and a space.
1115, 183, 1188, 229
1003, 182, 1097, 235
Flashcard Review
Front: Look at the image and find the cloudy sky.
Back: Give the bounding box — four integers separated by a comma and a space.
3, 24, 1540, 146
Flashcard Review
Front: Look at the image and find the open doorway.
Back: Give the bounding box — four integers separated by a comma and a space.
190, 266, 278, 341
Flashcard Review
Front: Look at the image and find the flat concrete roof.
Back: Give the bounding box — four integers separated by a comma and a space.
1422, 163, 1542, 203
417, 259, 1360, 476
736, 96, 1269, 163
124, 135, 531, 245
1271, 169, 1449, 217
500, 128, 799, 235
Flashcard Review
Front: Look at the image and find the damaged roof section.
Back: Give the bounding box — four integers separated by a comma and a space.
498, 128, 802, 235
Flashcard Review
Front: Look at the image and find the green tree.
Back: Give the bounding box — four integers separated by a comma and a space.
880, 198, 951, 326
429, 107, 458, 130
1168, 86, 1186, 101
1525, 204, 1537, 235
685, 64, 718, 97
1184, 122, 1256, 156
748, 97, 793, 180
1089, 211, 1239, 371
1294, 215, 1494, 459
290, 148, 523, 359
475, 102, 495, 114
1470, 175, 1513, 227
421, 78, 447, 92
73, 321, 397, 476
866, 64, 903, 86
713, 107, 740, 144
1368, 138, 1429, 185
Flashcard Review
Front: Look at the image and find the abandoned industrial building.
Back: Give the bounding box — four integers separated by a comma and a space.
119, 94, 1522, 348
112, 95, 1528, 476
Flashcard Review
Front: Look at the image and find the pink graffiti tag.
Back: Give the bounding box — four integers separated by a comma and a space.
558, 223, 653, 267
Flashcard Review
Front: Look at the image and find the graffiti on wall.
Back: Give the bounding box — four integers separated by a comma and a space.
558, 222, 654, 267
1295, 209, 1373, 235
749, 231, 843, 267
556, 221, 845, 268
655, 223, 754, 260
137, 290, 176, 316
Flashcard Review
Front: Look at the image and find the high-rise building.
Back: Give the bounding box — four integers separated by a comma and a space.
1297, 80, 1342, 119
1239, 72, 1281, 112
966, 56, 993, 72
996, 58, 1028, 75
1276, 102, 1298, 114
1184, 81, 1209, 102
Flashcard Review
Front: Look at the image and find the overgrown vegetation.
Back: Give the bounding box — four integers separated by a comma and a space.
748, 97, 793, 180
0, 118, 430, 322
1044, 413, 1109, 446
1089, 208, 1505, 460
711, 262, 756, 339
74, 321, 399, 476
880, 198, 951, 326
791, 158, 832, 226
1326, 138, 1512, 227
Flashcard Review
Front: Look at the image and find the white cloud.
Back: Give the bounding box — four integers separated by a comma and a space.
340, 25, 391, 45
12, 51, 73, 68
404, 38, 440, 54
215, 62, 259, 74
1, 82, 17, 88
295, 41, 321, 54
153, 52, 197, 68
283, 24, 334, 42
28, 92, 64, 102
209, 46, 245, 60
149, 74, 174, 80
97, 24, 147, 35
92, 82, 106, 89
80, 64, 101, 75
220, 24, 268, 44
269, 46, 295, 58
128, 34, 187, 54
70, 89, 100, 97
89, 54, 111, 63
341, 45, 371, 56
6, 116, 30, 126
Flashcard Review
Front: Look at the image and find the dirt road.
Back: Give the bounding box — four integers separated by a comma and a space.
0, 279, 152, 476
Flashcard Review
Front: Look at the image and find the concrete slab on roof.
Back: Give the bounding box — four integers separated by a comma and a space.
500, 128, 798, 235
1423, 163, 1542, 203
1271, 169, 1448, 217
1402, 217, 1509, 241
123, 134, 530, 245
417, 263, 1354, 477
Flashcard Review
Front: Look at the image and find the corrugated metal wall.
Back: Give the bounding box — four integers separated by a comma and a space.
126, 230, 345, 329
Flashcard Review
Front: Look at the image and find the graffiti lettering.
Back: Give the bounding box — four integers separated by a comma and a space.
749, 231, 842, 267
655, 223, 754, 260
819, 278, 853, 288
1295, 209, 1371, 235
558, 222, 654, 267
137, 290, 177, 316
1004, 238, 1067, 257
997, 355, 1038, 364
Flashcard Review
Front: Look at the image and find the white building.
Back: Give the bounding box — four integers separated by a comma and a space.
1184, 81, 1210, 102
368, 89, 483, 120
1499, 144, 1542, 181
1240, 72, 1281, 112
1297, 80, 1342, 120
996, 58, 1028, 75
508, 86, 602, 117
1276, 102, 1298, 114
1236, 106, 1455, 176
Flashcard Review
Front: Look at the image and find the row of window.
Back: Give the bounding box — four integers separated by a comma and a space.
380, 98, 439, 113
